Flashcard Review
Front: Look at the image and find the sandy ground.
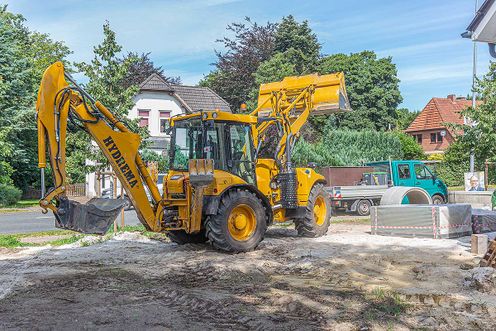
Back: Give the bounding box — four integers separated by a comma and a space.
1, 223, 495, 330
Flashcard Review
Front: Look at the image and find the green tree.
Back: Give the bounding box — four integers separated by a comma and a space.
199, 17, 277, 111
0, 6, 71, 189
68, 21, 143, 182
120, 52, 180, 90
392, 131, 425, 160
453, 61, 496, 165
273, 15, 320, 73
317, 51, 402, 131
395, 108, 419, 130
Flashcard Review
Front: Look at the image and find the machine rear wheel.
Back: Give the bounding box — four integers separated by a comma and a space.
205, 189, 267, 253
295, 183, 331, 237
167, 230, 207, 245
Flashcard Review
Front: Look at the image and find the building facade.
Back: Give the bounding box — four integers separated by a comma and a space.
405, 95, 473, 154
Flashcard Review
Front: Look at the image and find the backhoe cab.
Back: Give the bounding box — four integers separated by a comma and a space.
36, 61, 350, 252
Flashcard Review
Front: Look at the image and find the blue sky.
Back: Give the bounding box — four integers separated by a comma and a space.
5, 0, 493, 110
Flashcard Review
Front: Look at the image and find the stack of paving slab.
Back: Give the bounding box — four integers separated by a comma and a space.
371, 204, 472, 239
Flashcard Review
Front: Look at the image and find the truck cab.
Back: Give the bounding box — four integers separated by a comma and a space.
369, 160, 448, 204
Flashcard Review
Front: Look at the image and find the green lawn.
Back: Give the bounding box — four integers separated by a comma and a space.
0, 225, 162, 248
0, 199, 39, 212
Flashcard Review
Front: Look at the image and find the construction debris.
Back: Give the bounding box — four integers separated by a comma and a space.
480, 240, 496, 268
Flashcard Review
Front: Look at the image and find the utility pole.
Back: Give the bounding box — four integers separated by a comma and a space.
470, 0, 479, 173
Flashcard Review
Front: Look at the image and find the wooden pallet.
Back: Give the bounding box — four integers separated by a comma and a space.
480, 240, 496, 268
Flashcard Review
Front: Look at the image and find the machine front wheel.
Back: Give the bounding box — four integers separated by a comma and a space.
205, 189, 267, 253
295, 183, 331, 237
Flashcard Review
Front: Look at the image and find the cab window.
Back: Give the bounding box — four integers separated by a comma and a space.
398, 164, 411, 179
414, 164, 433, 180
226, 124, 255, 184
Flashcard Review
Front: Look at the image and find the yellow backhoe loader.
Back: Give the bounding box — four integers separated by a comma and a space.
36, 61, 351, 252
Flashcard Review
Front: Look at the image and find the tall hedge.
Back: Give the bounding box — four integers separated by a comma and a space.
293, 129, 403, 167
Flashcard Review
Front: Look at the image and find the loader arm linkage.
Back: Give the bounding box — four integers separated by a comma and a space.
37, 62, 163, 234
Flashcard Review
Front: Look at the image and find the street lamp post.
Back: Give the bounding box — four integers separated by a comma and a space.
470, 0, 479, 174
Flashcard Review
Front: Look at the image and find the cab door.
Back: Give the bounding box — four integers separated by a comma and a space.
395, 163, 414, 187
412, 162, 436, 196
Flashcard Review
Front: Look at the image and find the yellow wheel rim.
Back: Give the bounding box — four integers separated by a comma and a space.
228, 204, 256, 241
314, 196, 327, 226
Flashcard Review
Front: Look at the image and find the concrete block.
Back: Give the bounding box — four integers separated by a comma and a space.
471, 234, 488, 255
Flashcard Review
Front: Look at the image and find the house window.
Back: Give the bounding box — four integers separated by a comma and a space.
437, 132, 443, 142
138, 109, 150, 128
430, 131, 443, 143
159, 111, 171, 134
413, 134, 422, 144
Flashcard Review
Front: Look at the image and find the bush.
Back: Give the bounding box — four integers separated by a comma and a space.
392, 131, 425, 160
293, 129, 403, 167
140, 149, 169, 172
0, 184, 22, 207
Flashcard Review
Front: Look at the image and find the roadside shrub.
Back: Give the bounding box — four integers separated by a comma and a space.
293, 129, 403, 167
392, 131, 425, 160
0, 184, 22, 206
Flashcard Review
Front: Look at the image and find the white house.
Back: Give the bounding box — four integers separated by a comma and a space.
85, 73, 230, 197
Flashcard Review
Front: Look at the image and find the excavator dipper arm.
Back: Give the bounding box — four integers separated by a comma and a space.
37, 62, 161, 234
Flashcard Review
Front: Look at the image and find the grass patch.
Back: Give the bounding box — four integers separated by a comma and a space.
118, 224, 147, 233
367, 288, 409, 318
0, 199, 40, 212
0, 235, 28, 248
13, 230, 75, 238
47, 235, 84, 246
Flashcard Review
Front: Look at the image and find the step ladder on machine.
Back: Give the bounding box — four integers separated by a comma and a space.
480, 240, 496, 268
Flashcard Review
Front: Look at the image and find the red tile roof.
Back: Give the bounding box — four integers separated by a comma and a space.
405, 95, 477, 133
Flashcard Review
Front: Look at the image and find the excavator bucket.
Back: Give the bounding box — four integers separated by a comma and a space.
188, 159, 214, 186
54, 197, 126, 235
188, 159, 214, 233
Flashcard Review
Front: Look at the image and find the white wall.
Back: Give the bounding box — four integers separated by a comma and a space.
86, 91, 186, 197
129, 91, 185, 137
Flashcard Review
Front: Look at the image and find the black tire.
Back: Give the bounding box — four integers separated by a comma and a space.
432, 195, 445, 205
295, 183, 331, 237
356, 199, 371, 216
205, 189, 267, 253
167, 229, 207, 244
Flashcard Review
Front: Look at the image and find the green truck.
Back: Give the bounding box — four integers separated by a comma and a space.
326, 160, 448, 216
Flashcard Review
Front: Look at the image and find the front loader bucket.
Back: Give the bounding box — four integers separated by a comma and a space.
54, 197, 126, 235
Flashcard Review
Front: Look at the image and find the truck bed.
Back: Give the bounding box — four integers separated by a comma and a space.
326, 185, 389, 200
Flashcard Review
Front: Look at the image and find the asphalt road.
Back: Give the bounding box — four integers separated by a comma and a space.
0, 210, 141, 234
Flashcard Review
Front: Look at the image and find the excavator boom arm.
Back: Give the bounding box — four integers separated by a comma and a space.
37, 62, 161, 234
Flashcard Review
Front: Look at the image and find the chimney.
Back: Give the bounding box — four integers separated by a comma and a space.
447, 94, 456, 102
